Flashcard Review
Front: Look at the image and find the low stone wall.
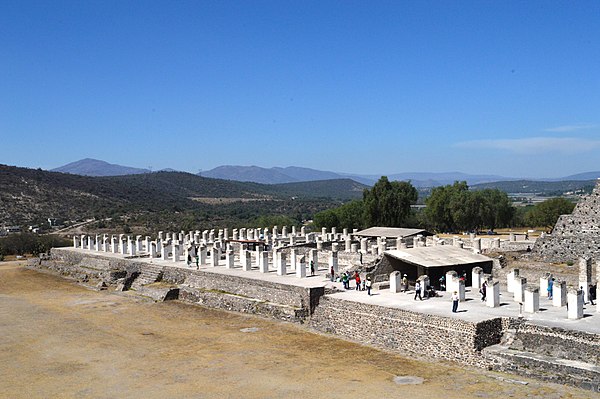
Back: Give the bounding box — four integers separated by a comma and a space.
511, 322, 600, 365
46, 248, 323, 320
308, 295, 501, 368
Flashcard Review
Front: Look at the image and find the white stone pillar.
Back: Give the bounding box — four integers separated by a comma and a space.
567, 288, 584, 319
211, 247, 220, 267
259, 251, 269, 273
145, 236, 151, 253
472, 238, 481, 253
446, 271, 459, 294
277, 252, 286, 276
471, 267, 483, 290
540, 273, 552, 298
553, 280, 567, 307
345, 237, 351, 251
129, 237, 136, 256
290, 249, 297, 271
103, 235, 109, 252
199, 246, 207, 265
329, 251, 338, 274
579, 257, 592, 303
225, 249, 234, 269
296, 256, 306, 278
524, 287, 540, 313
507, 269, 519, 293
316, 239, 323, 250
240, 250, 251, 271
149, 241, 157, 258
161, 242, 169, 260
172, 243, 180, 262
73, 236, 79, 248
360, 238, 368, 253
309, 249, 318, 272
389, 271, 402, 293
514, 277, 526, 303
487, 281, 500, 308
350, 243, 358, 253
111, 236, 119, 254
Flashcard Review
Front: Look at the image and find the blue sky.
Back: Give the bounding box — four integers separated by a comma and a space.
1, 1, 599, 178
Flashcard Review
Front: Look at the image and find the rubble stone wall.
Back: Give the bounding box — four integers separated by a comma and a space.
308, 295, 501, 368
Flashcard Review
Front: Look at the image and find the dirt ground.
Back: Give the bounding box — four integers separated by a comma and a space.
0, 261, 596, 399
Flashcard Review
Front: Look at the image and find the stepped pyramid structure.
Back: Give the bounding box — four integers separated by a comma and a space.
533, 179, 600, 262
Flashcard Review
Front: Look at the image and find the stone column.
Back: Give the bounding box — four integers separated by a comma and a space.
73, 236, 79, 248
111, 236, 119, 254
390, 271, 402, 293
172, 243, 180, 262
149, 241, 157, 258
472, 238, 481, 253
103, 235, 109, 252
296, 256, 306, 278
579, 257, 592, 303
419, 275, 430, 298
524, 287, 540, 313
486, 281, 500, 308
128, 237, 136, 256
309, 249, 318, 272
350, 243, 358, 253
446, 271, 459, 294
457, 279, 466, 301
552, 280, 567, 307
345, 237, 351, 252
329, 251, 338, 274
145, 236, 151, 253
360, 238, 368, 253
539, 273, 552, 297
507, 269, 519, 293
290, 249, 297, 271
514, 277, 526, 303
290, 235, 296, 245
259, 251, 269, 273
211, 246, 220, 267
567, 288, 584, 319
118, 235, 126, 254
241, 250, 251, 271
199, 246, 207, 265
136, 235, 143, 252
316, 239, 323, 250
471, 267, 483, 290
161, 242, 169, 260
276, 252, 286, 276
509, 232, 516, 242
321, 227, 327, 241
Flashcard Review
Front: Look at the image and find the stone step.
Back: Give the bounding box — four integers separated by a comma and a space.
483, 345, 600, 392
131, 266, 164, 289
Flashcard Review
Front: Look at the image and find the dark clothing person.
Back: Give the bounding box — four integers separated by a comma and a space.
590, 284, 596, 305
310, 260, 315, 276
414, 281, 422, 300
480, 282, 487, 302
330, 266, 335, 282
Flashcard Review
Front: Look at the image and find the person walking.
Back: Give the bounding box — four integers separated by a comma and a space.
354, 271, 361, 291
310, 260, 315, 276
365, 276, 372, 296
590, 284, 597, 305
401, 274, 408, 292
414, 280, 422, 300
330, 266, 335, 282
452, 291, 459, 313
342, 272, 349, 289
480, 281, 487, 302
548, 278, 554, 299
195, 254, 199, 270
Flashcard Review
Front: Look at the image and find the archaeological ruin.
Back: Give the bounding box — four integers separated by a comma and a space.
32, 220, 600, 392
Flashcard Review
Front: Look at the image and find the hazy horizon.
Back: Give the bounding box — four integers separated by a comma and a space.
2, 2, 599, 178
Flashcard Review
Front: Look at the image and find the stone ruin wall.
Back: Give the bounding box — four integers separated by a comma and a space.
533, 180, 600, 263
309, 295, 503, 368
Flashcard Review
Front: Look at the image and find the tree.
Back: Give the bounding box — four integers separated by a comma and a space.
424, 182, 516, 232
525, 198, 575, 230
313, 209, 339, 229
363, 177, 418, 227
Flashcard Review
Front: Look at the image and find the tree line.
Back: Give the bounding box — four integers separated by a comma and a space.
313, 177, 576, 232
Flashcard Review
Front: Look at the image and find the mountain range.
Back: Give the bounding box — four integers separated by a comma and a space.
51, 158, 600, 187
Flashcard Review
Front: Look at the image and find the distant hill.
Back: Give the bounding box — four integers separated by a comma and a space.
386, 172, 514, 187
0, 164, 363, 226
471, 179, 596, 195
201, 165, 298, 184
51, 158, 151, 176
558, 171, 600, 181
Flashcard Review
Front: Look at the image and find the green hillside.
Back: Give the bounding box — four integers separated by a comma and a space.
0, 164, 363, 231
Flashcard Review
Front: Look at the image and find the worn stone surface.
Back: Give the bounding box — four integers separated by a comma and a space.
533, 180, 600, 263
